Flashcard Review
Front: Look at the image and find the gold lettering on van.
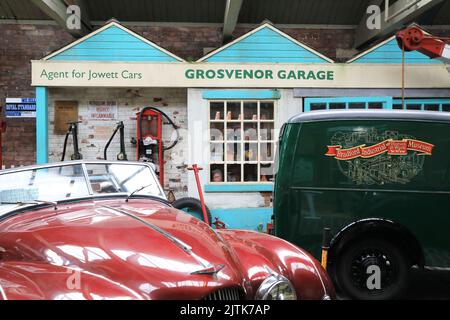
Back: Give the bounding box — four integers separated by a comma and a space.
326, 130, 433, 185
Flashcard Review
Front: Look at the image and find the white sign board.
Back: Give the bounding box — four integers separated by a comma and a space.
88, 101, 118, 121
31, 61, 450, 88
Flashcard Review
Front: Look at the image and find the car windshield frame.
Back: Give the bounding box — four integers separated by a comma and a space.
0, 160, 166, 215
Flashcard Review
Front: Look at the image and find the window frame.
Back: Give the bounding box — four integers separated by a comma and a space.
208, 99, 276, 185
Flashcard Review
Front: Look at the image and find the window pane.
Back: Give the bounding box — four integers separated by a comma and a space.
368, 102, 383, 109
210, 102, 224, 120
443, 104, 450, 112
393, 104, 403, 109
330, 103, 346, 109
407, 104, 421, 110
0, 165, 88, 205
260, 102, 274, 120
244, 143, 258, 161
226, 143, 241, 162
260, 122, 274, 140
243, 123, 257, 141
87, 164, 162, 197
210, 143, 224, 162
210, 164, 224, 182
260, 163, 274, 182
226, 102, 241, 120
244, 102, 257, 120
348, 102, 365, 109
226, 122, 241, 141
310, 103, 326, 111
424, 104, 439, 111
244, 164, 257, 182
227, 164, 241, 182
260, 143, 274, 161
210, 122, 224, 141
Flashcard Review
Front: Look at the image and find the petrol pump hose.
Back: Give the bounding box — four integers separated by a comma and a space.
139, 106, 180, 151
61, 122, 83, 161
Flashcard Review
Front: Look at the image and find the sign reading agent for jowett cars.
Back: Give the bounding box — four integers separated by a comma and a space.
31, 61, 450, 88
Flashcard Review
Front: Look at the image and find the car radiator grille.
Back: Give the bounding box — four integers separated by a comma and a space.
203, 287, 242, 300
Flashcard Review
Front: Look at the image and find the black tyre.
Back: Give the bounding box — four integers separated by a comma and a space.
172, 197, 212, 225
334, 238, 410, 300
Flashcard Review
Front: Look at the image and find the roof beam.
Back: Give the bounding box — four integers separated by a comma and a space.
30, 0, 92, 37
355, 0, 444, 48
222, 0, 244, 42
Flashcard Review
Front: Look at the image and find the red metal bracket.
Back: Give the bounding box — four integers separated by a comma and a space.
187, 164, 210, 225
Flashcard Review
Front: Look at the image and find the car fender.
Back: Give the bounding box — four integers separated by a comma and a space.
217, 229, 335, 300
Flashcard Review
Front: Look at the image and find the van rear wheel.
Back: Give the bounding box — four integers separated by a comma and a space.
334, 238, 410, 300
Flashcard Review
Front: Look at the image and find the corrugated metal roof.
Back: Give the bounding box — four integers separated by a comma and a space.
238, 0, 369, 25
430, 0, 450, 24
0, 0, 449, 25
0, 0, 49, 20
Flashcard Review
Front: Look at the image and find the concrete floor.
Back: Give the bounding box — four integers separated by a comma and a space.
337, 268, 450, 300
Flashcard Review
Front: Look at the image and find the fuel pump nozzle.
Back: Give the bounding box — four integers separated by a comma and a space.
104, 121, 128, 161
61, 121, 83, 161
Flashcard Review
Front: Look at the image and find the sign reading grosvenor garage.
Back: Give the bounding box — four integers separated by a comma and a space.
184, 68, 334, 80
31, 60, 450, 88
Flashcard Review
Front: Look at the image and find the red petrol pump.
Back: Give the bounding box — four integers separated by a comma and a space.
136, 107, 179, 186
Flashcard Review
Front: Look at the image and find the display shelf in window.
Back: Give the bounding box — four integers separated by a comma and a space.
208, 99, 276, 184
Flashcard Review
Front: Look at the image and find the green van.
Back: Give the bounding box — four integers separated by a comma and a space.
274, 110, 450, 299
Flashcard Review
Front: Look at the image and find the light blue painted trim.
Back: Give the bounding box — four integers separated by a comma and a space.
392, 99, 450, 111
392, 99, 450, 104
204, 183, 274, 192
210, 207, 273, 231
350, 38, 443, 64
204, 26, 330, 63
49, 25, 178, 62
304, 96, 393, 112
202, 90, 281, 100
36, 87, 48, 164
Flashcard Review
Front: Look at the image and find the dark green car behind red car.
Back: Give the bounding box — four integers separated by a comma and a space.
274, 110, 450, 299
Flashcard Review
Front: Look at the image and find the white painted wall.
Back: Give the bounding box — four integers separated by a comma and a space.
47, 87, 189, 197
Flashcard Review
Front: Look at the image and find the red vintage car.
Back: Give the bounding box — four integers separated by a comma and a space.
0, 161, 334, 300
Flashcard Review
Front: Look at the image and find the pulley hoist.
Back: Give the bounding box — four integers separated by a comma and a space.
104, 121, 128, 161
396, 25, 450, 63
61, 121, 83, 161
136, 107, 179, 186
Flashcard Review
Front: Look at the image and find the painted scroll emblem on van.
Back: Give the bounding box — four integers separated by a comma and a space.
325, 129, 434, 185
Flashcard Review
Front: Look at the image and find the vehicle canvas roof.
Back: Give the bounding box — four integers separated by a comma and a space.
288, 110, 450, 124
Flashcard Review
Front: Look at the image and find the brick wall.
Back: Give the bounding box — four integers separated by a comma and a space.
0, 24, 72, 167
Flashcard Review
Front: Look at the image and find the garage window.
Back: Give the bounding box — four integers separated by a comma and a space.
392, 99, 450, 111
209, 100, 275, 183
305, 97, 450, 112
305, 97, 392, 111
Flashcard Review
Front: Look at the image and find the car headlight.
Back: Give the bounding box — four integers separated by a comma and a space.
255, 274, 297, 300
